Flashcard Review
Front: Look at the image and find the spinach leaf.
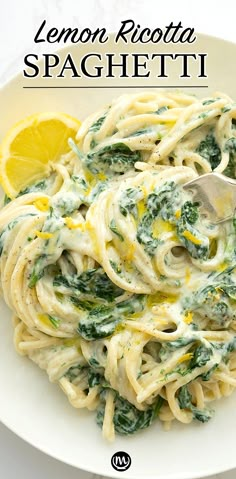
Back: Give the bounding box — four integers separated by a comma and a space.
147, 181, 177, 220
65, 364, 85, 382
177, 202, 209, 260
48, 315, 60, 329
155, 106, 169, 114
77, 295, 144, 340
202, 99, 218, 106
178, 384, 192, 409
97, 394, 163, 435
178, 385, 212, 423
3, 195, 11, 205
180, 201, 199, 225
78, 305, 120, 340
88, 357, 101, 368
113, 396, 155, 435
189, 345, 213, 369
185, 280, 236, 326
223, 137, 236, 178
70, 296, 95, 311
119, 187, 141, 217
88, 369, 102, 387
109, 260, 122, 274
85, 143, 141, 174
163, 337, 196, 351
29, 254, 48, 288
159, 337, 195, 362
109, 219, 124, 241
196, 133, 221, 170
193, 409, 213, 422
136, 182, 177, 256
18, 179, 47, 196
224, 137, 236, 153
130, 128, 151, 136
54, 268, 123, 302
222, 105, 232, 113
201, 363, 218, 381
89, 113, 107, 133
136, 213, 160, 256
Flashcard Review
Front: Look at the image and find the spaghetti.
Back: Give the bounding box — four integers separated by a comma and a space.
1, 90, 236, 440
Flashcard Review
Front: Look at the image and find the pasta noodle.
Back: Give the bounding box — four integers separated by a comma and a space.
1, 90, 236, 440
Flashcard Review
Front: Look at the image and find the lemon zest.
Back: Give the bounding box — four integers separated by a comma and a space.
182, 230, 201, 245
137, 200, 146, 218
97, 172, 107, 181
65, 216, 85, 230
184, 311, 193, 324
177, 353, 193, 364
185, 267, 191, 284
35, 230, 53, 239
125, 243, 136, 262
33, 198, 49, 212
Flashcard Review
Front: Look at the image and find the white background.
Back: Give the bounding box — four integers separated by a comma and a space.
0, 0, 236, 478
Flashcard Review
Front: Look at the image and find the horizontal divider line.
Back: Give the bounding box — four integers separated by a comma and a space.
23, 85, 208, 89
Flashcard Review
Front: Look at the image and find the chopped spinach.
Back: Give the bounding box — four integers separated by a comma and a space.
201, 363, 218, 381
136, 182, 177, 257
88, 357, 101, 368
85, 143, 141, 175
180, 201, 199, 225
3, 195, 11, 205
97, 393, 163, 435
196, 133, 221, 170
89, 181, 108, 202
18, 180, 47, 196
159, 337, 195, 362
109, 219, 124, 241
223, 137, 236, 177
78, 304, 121, 340
89, 112, 107, 133
193, 408, 213, 422
88, 369, 102, 387
48, 315, 61, 329
77, 295, 144, 340
184, 280, 236, 327
202, 99, 218, 106
119, 187, 141, 217
178, 384, 192, 409
178, 385, 212, 423
65, 364, 85, 382
177, 202, 209, 260
136, 213, 161, 256
221, 105, 232, 113
147, 181, 177, 221
54, 268, 123, 302
155, 106, 169, 114
224, 137, 236, 153
29, 254, 48, 288
189, 345, 213, 369
130, 128, 151, 136
109, 260, 122, 274
70, 296, 95, 311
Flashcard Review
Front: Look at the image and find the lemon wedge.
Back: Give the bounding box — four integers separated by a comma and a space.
0, 112, 81, 198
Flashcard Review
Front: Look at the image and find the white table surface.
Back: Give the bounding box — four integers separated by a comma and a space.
0, 1, 236, 478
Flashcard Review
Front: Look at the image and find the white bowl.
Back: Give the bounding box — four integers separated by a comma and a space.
0, 33, 236, 479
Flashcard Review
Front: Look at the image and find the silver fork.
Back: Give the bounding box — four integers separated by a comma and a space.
183, 173, 236, 224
